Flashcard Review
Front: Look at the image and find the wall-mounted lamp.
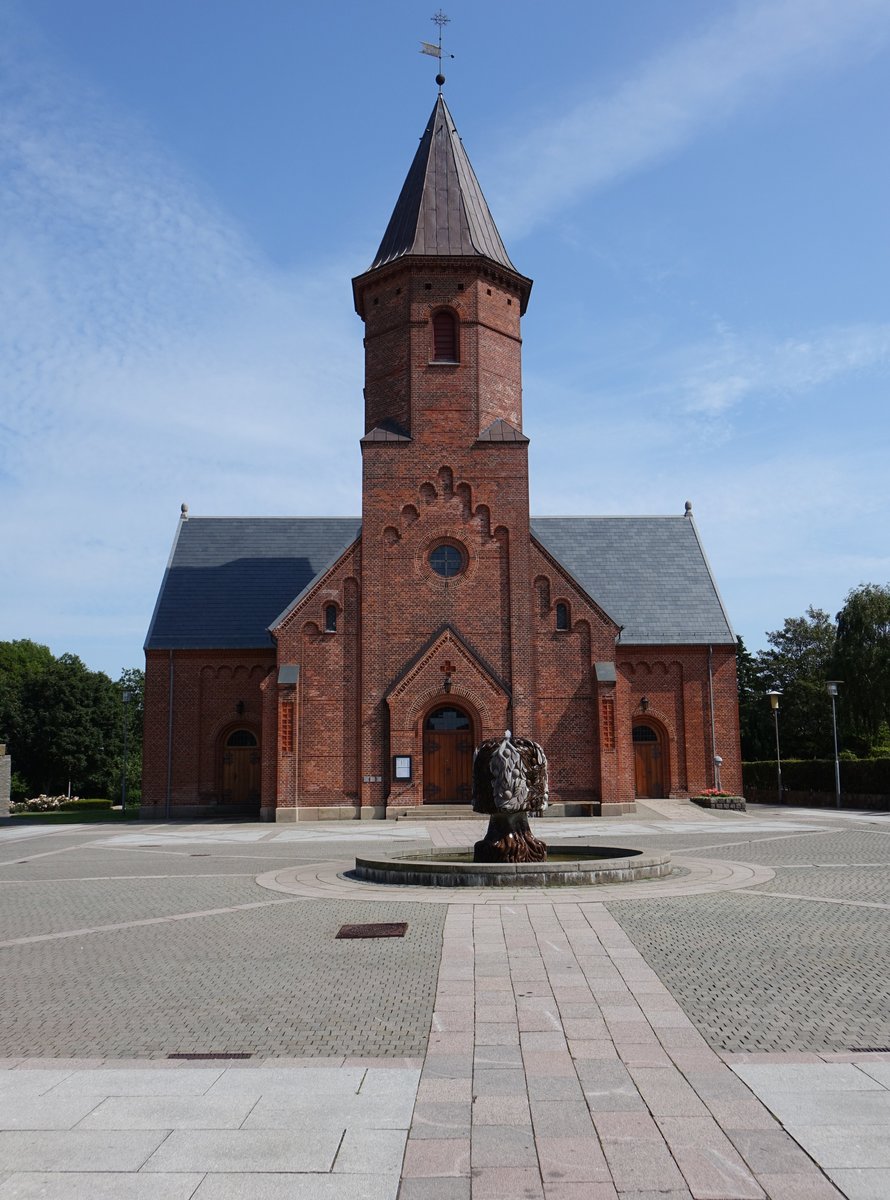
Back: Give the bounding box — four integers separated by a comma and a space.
235, 700, 245, 716
440, 659, 455, 694
639, 696, 649, 713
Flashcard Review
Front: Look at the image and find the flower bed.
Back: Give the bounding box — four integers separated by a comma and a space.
10, 795, 112, 813
690, 790, 746, 812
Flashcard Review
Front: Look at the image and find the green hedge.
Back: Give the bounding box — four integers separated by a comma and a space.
59, 798, 112, 811
743, 758, 890, 795
10, 811, 129, 823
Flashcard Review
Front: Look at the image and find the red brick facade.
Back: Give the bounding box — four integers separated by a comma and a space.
141, 101, 742, 820
141, 253, 742, 820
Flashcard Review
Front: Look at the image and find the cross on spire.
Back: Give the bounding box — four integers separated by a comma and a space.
420, 10, 454, 92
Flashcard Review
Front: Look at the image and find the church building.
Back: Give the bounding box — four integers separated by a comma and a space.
142, 94, 741, 821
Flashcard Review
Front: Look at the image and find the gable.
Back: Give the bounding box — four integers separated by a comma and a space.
531, 516, 734, 645
144, 517, 361, 651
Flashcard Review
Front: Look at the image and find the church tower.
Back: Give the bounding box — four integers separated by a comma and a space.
352, 94, 538, 810
142, 86, 741, 822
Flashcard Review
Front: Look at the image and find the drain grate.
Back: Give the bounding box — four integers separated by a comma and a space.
168, 1052, 253, 1060
848, 1046, 890, 1053
336, 922, 408, 939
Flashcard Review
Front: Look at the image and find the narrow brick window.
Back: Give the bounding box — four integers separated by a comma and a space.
601, 695, 616, 751
432, 310, 458, 362
555, 602, 569, 631
324, 604, 337, 633
279, 703, 294, 754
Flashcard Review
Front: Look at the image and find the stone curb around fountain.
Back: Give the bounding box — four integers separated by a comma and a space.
353, 847, 672, 887
255, 856, 775, 904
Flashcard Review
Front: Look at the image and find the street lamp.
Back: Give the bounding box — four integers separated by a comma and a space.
121, 689, 132, 819
826, 681, 843, 810
766, 691, 782, 804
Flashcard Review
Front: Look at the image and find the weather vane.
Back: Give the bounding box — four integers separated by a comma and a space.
420, 10, 454, 91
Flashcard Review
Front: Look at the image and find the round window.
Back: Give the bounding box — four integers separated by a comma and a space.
428, 543, 465, 578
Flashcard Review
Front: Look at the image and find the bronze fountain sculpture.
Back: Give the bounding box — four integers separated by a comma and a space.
472, 731, 549, 863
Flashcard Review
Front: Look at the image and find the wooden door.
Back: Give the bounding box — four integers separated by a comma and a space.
423, 707, 473, 804
221, 730, 261, 811
632, 723, 667, 798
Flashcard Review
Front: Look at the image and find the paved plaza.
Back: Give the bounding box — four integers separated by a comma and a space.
0, 802, 888, 1198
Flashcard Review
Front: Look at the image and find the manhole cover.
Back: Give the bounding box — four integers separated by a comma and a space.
336, 922, 408, 939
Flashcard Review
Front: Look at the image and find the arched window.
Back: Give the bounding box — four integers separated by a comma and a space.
431, 310, 458, 362
425, 706, 471, 731
555, 602, 569, 631
632, 724, 658, 743
324, 604, 337, 633
226, 729, 257, 747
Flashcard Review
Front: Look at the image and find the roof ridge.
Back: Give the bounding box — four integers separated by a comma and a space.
172, 514, 362, 521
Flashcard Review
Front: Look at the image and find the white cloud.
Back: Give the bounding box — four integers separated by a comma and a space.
675, 323, 890, 416
490, 0, 890, 237
0, 17, 363, 675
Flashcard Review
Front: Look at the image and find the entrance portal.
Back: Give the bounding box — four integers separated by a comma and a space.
632, 722, 668, 798
423, 706, 473, 804
221, 729, 261, 814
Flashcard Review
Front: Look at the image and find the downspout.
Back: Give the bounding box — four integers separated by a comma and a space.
707, 644, 717, 788
165, 650, 174, 819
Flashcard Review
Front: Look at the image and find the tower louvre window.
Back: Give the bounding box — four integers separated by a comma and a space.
432, 310, 458, 362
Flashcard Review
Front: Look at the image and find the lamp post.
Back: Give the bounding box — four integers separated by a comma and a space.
121, 689, 132, 819
827, 681, 842, 810
767, 691, 782, 804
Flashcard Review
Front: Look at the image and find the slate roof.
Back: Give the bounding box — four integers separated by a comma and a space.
370, 95, 519, 275
476, 419, 528, 444
531, 516, 735, 645
146, 514, 733, 652
144, 517, 361, 651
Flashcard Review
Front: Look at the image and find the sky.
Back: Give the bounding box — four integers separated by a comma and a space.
2, 0, 889, 680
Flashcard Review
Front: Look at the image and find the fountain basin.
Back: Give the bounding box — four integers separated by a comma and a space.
353, 846, 672, 888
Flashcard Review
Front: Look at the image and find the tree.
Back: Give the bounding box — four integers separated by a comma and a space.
755, 607, 836, 759
0, 640, 143, 799
736, 636, 773, 760
110, 667, 145, 804
835, 583, 890, 749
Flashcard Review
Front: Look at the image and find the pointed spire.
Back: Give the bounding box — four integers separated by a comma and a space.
371, 95, 517, 274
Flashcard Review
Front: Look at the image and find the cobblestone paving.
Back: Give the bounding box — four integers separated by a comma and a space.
0, 877, 273, 939
666, 828, 890, 866
0, 878, 446, 1056
608, 891, 890, 1052
750, 864, 890, 905
0, 831, 432, 882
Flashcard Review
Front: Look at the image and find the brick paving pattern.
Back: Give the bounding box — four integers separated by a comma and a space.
608, 892, 890, 1053
1, 809, 888, 1197
0, 865, 444, 1057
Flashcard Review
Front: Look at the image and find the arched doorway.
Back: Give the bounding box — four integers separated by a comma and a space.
220, 728, 261, 814
632, 722, 668, 798
423, 705, 474, 804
